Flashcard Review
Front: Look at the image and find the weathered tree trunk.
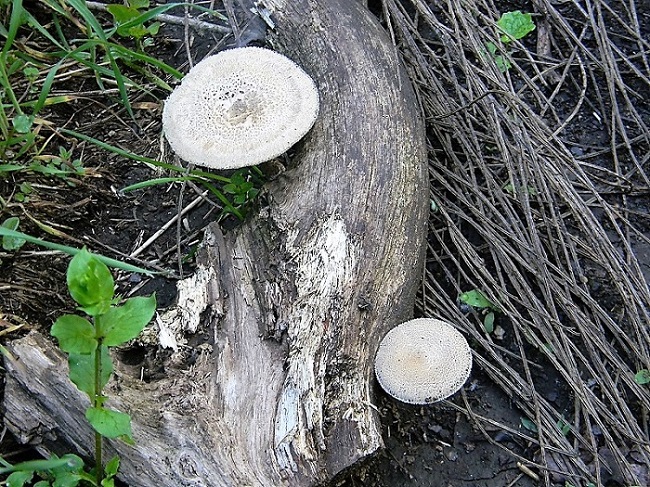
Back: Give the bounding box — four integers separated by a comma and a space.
3, 0, 427, 485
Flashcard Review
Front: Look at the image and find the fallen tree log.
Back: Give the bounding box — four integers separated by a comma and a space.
3, 0, 428, 485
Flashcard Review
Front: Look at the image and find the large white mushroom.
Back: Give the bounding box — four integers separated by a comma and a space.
162, 46, 319, 169
374, 318, 473, 404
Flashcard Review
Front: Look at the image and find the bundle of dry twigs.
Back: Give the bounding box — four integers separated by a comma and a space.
380, 0, 650, 484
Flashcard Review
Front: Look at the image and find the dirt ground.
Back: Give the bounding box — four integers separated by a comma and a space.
1, 0, 649, 486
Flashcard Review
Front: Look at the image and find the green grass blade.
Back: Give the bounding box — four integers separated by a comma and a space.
0, 456, 74, 474
108, 42, 183, 80
0, 164, 26, 172
23, 9, 67, 51
183, 169, 230, 183
107, 49, 133, 117
32, 60, 63, 115
196, 180, 243, 219
61, 128, 185, 171
61, 129, 230, 183
0, 227, 155, 275
66, 0, 134, 116
61, 130, 242, 216
121, 176, 198, 192
2, 0, 25, 56
66, 0, 110, 41
13, 94, 76, 110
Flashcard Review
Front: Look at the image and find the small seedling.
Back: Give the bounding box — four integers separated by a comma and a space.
49, 248, 156, 485
106, 0, 161, 50
31, 146, 85, 181
223, 170, 261, 206
0, 248, 153, 486
485, 11, 536, 72
459, 289, 501, 333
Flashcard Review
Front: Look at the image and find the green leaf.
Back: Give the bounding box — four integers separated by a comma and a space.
52, 472, 82, 487
101, 479, 115, 487
459, 289, 499, 310
67, 248, 115, 315
68, 346, 113, 398
520, 417, 538, 433
0, 455, 82, 475
128, 0, 150, 8
0, 164, 27, 172
483, 312, 495, 333
634, 369, 650, 385
53, 455, 84, 473
51, 315, 97, 354
23, 66, 39, 80
7, 471, 34, 487
106, 4, 150, 38
146, 21, 160, 36
497, 11, 536, 43
2, 217, 26, 250
98, 294, 156, 346
106, 4, 140, 24
557, 418, 571, 436
223, 183, 237, 194
86, 407, 133, 441
104, 456, 120, 477
12, 114, 34, 134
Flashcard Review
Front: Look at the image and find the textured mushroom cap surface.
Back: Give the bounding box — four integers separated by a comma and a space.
374, 318, 472, 404
162, 47, 319, 169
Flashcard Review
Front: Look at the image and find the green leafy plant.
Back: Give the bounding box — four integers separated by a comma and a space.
31, 146, 85, 180
106, 0, 161, 50
485, 11, 536, 72
0, 453, 118, 487
0, 249, 154, 486
48, 248, 156, 485
459, 289, 501, 333
111, 137, 265, 221
222, 169, 262, 206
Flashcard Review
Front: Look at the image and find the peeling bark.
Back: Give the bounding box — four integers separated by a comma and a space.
3, 0, 428, 485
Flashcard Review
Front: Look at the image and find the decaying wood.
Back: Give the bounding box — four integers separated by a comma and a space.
3, 0, 428, 485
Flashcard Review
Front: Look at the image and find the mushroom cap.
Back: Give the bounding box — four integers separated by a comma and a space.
374, 318, 472, 404
162, 46, 319, 169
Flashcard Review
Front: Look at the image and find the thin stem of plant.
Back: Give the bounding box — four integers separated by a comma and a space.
94, 342, 103, 486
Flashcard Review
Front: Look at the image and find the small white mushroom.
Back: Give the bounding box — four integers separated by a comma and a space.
374, 318, 472, 404
162, 46, 319, 169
